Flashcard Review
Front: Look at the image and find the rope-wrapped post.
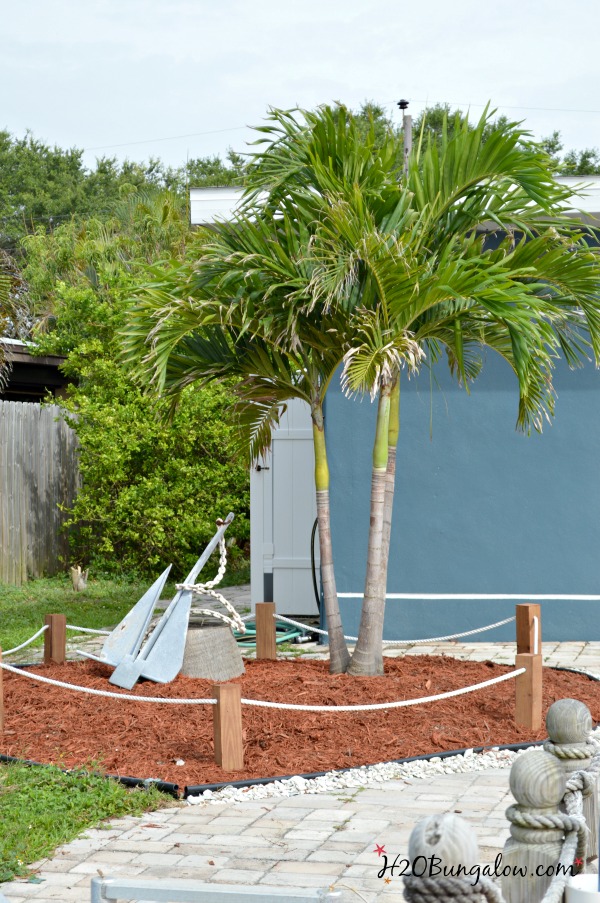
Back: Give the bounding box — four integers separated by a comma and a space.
212, 682, 244, 771
43, 614, 66, 665
502, 750, 568, 903
515, 603, 542, 730
255, 603, 277, 660
403, 813, 501, 902
545, 698, 598, 865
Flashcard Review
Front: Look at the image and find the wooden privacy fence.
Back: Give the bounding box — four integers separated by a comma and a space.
0, 401, 78, 584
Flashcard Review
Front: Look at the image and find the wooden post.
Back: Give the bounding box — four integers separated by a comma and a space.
43, 614, 67, 665
502, 750, 566, 903
516, 603, 541, 654
255, 602, 277, 661
545, 698, 598, 864
212, 683, 244, 771
404, 814, 483, 901
0, 647, 3, 733
515, 604, 542, 730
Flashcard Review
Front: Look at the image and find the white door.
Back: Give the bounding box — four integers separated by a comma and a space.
250, 400, 319, 615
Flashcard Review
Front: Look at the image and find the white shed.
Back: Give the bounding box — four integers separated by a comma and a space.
190, 186, 319, 615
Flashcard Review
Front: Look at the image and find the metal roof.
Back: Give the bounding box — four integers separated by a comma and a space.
189, 187, 244, 225
189, 176, 600, 225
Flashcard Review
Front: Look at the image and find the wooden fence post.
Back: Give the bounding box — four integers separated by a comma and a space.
0, 647, 3, 733
255, 603, 277, 661
404, 814, 482, 901
43, 614, 67, 665
502, 750, 566, 903
515, 604, 542, 730
545, 698, 598, 864
212, 683, 244, 771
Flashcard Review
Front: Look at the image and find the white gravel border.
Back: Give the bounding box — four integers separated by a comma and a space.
186, 745, 534, 805
187, 693, 600, 806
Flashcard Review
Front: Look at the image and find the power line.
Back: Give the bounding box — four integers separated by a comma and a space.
84, 125, 248, 153
79, 99, 600, 156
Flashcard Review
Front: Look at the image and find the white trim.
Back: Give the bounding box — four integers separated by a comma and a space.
337, 593, 600, 601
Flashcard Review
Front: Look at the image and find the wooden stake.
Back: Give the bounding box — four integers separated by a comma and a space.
44, 614, 67, 665
255, 602, 277, 661
212, 683, 244, 771
516, 603, 541, 654
0, 647, 3, 733
515, 603, 542, 730
515, 653, 543, 730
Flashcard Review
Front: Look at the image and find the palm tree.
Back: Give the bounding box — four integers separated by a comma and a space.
123, 213, 353, 673
124, 104, 600, 677
300, 108, 600, 674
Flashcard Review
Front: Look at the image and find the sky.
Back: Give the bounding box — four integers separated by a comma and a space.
2, 0, 600, 172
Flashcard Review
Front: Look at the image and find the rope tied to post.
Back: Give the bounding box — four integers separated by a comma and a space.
505, 806, 586, 834
403, 873, 505, 902
543, 740, 599, 760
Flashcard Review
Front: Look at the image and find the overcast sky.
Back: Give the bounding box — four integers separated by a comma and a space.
2, 0, 599, 171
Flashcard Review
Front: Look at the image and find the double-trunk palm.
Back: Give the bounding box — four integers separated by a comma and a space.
124, 104, 600, 677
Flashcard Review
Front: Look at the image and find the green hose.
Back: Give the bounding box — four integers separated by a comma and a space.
233, 620, 305, 648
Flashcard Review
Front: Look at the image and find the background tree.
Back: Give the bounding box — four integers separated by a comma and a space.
22, 193, 250, 577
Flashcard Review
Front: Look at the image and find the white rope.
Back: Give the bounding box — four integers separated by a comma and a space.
0, 660, 525, 713
273, 614, 516, 644
1, 625, 49, 656
176, 539, 246, 633
0, 661, 216, 704
240, 668, 526, 712
66, 625, 111, 636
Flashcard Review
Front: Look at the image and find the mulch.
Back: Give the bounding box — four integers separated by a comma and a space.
1, 656, 599, 791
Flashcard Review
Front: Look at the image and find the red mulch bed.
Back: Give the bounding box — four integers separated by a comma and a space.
1, 657, 599, 791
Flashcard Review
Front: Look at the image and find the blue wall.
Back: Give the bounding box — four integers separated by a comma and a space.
326, 352, 600, 641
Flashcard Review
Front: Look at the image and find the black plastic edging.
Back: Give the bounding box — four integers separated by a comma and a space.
183, 666, 600, 798
4, 662, 597, 800
182, 740, 547, 798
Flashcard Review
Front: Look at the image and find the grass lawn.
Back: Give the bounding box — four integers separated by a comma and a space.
0, 761, 173, 882
0, 561, 250, 654
0, 563, 249, 883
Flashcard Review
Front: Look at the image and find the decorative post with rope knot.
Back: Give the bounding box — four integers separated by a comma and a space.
544, 698, 599, 866
403, 813, 503, 902
501, 749, 586, 903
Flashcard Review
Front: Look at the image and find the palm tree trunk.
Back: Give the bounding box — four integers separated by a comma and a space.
347, 382, 391, 676
311, 402, 350, 674
381, 378, 399, 578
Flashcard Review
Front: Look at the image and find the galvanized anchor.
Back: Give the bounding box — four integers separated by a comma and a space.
78, 513, 235, 689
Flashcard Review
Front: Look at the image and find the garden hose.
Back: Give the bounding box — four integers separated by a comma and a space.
233, 620, 305, 648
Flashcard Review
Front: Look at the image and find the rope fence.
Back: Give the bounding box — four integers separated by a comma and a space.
0, 662, 216, 704
274, 613, 517, 645
0, 601, 543, 772
66, 625, 111, 636
0, 658, 525, 711
2, 625, 48, 657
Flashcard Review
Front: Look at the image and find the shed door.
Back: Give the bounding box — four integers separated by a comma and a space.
250, 400, 319, 615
